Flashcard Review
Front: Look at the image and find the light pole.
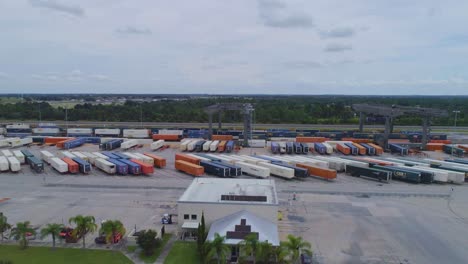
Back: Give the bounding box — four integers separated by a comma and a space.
140, 103, 143, 127
452, 110, 460, 157
65, 107, 68, 136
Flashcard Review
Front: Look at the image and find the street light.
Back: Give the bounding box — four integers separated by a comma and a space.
452, 110, 460, 157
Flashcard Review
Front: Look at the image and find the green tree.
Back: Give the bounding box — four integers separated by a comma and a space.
206, 233, 230, 264
197, 212, 208, 262
69, 215, 98, 249
256, 241, 274, 264
283, 235, 312, 264
9, 221, 36, 249
100, 220, 126, 244
238, 233, 260, 264
0, 213, 12, 242
272, 242, 288, 264
136, 229, 159, 256
40, 223, 64, 248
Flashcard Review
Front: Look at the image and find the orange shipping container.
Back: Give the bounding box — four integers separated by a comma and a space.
175, 153, 201, 165
143, 153, 167, 168
45, 137, 74, 144
62, 157, 79, 173
56, 138, 76, 149
352, 143, 367, 155
458, 145, 468, 151
336, 143, 350, 155
429, 140, 451, 144
341, 138, 373, 143
296, 163, 336, 180
361, 158, 393, 166
426, 143, 444, 151
175, 160, 204, 176
367, 143, 384, 155
211, 135, 233, 141
295, 137, 327, 143
130, 159, 154, 174
218, 141, 227, 152
152, 134, 181, 141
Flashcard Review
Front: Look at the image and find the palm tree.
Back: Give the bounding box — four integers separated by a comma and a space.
239, 233, 260, 264
100, 220, 126, 244
0, 213, 12, 242
206, 233, 231, 264
10, 221, 36, 249
69, 215, 97, 249
256, 241, 274, 264
40, 223, 64, 248
283, 235, 312, 264
272, 242, 288, 264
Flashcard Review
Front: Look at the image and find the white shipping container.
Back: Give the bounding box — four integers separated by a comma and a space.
133, 153, 154, 165
81, 152, 98, 165
92, 152, 109, 160
60, 151, 76, 159
95, 129, 121, 136
8, 138, 32, 147
0, 156, 9, 171
158, 129, 183, 135
0, 138, 19, 147
121, 139, 139, 150
7, 157, 20, 172
307, 156, 345, 171
50, 157, 68, 173
179, 139, 192, 151
151, 140, 165, 150
186, 153, 211, 162
210, 141, 219, 152
0, 128, 5, 135
297, 157, 330, 169
248, 139, 266, 148
40, 150, 55, 164
203, 141, 213, 152
187, 141, 198, 152
412, 166, 449, 183
72, 151, 89, 162
322, 142, 334, 154
123, 129, 149, 139
234, 161, 270, 178
67, 128, 93, 135
12, 150, 25, 164
95, 158, 116, 174
257, 161, 294, 179
205, 154, 233, 164
278, 142, 286, 154
123, 152, 141, 160
1, 150, 13, 157
341, 159, 369, 168
237, 155, 268, 165
32, 127, 60, 135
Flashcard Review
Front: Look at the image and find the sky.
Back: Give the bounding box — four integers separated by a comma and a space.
1, 0, 468, 95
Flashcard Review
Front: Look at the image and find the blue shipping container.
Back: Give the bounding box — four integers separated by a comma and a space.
72, 157, 92, 173
63, 138, 86, 149
118, 159, 141, 175
102, 152, 121, 160
107, 158, 128, 175
226, 141, 235, 153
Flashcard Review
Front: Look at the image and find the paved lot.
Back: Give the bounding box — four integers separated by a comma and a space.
1, 143, 468, 263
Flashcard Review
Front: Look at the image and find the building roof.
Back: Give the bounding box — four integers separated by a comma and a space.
178, 178, 278, 205
206, 210, 279, 246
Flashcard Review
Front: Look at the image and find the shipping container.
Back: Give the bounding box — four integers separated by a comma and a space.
95, 158, 116, 174
218, 141, 227, 152
107, 158, 128, 175
203, 141, 213, 152
121, 139, 139, 150
195, 140, 206, 152
0, 138, 19, 148
95, 128, 121, 137
215, 154, 241, 165
122, 152, 140, 161
371, 164, 421, 183
152, 134, 181, 141
351, 143, 367, 155
443, 145, 465, 157
81, 152, 98, 165
248, 139, 266, 148
345, 164, 391, 182
175, 160, 204, 176
270, 161, 308, 178
296, 163, 336, 180
255, 155, 283, 163
304, 156, 345, 171
71, 151, 89, 162
0, 156, 9, 171
367, 143, 384, 155
62, 158, 79, 174
256, 162, 295, 179
322, 142, 334, 154
28, 156, 44, 173
44, 137, 73, 144
211, 135, 233, 141
71, 157, 92, 173
92, 152, 109, 160
292, 142, 302, 154
21, 149, 34, 159
209, 140, 220, 152
56, 138, 75, 149
1, 150, 13, 157
270, 142, 280, 154
143, 153, 166, 168
388, 144, 409, 156
129, 159, 153, 174
151, 140, 165, 150
7, 157, 20, 172
50, 157, 69, 173
296, 137, 327, 143
32, 127, 60, 136
8, 137, 33, 148
67, 128, 93, 137
238, 155, 269, 165
179, 139, 192, 151
213, 161, 242, 177
360, 143, 376, 155
12, 150, 25, 164
102, 152, 120, 160
344, 143, 359, 155
60, 151, 77, 159
431, 164, 468, 181
200, 160, 230, 177
187, 140, 198, 152
335, 142, 351, 155
119, 159, 142, 175
100, 139, 123, 150
225, 141, 235, 153
234, 161, 270, 178
111, 152, 130, 159
175, 153, 201, 165
284, 142, 293, 154
314, 143, 327, 154
123, 129, 149, 139
132, 153, 154, 165
412, 166, 449, 183
300, 143, 309, 154
278, 142, 286, 154
187, 153, 211, 162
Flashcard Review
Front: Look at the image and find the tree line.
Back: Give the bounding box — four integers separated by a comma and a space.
0, 96, 466, 126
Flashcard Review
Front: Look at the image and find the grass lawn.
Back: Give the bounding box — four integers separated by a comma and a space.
0, 245, 132, 264
164, 241, 201, 264
139, 233, 173, 263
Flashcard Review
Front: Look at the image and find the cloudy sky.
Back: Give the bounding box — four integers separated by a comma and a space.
1, 0, 468, 95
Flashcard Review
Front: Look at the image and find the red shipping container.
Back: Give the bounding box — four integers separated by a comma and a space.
295, 137, 327, 143
175, 160, 204, 176
367, 143, 384, 155
296, 163, 336, 180
212, 135, 233, 141
430, 140, 451, 144
130, 159, 154, 174
45, 137, 74, 144
56, 138, 76, 149
458, 145, 468, 151
175, 153, 200, 165
336, 143, 350, 155
62, 157, 79, 173
341, 138, 373, 143
152, 134, 181, 141
143, 153, 166, 168
352, 143, 367, 155
427, 143, 445, 151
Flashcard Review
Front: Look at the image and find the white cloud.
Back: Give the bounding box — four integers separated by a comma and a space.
324, 43, 352, 52
29, 0, 84, 17
320, 27, 355, 38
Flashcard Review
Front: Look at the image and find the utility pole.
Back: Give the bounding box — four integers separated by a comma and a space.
452, 110, 460, 156
65, 107, 68, 137
140, 103, 143, 127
